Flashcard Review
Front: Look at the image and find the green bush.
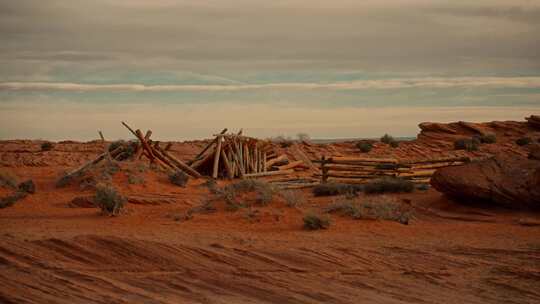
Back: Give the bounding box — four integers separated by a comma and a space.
356, 142, 373, 153
380, 134, 394, 144
169, 170, 188, 187
312, 182, 362, 197
326, 198, 412, 224
454, 138, 479, 151
364, 177, 414, 194
94, 184, 125, 216
516, 137, 532, 146
281, 190, 305, 207
0, 169, 18, 188
217, 180, 276, 209
303, 213, 331, 230
324, 200, 361, 218
41, 142, 54, 151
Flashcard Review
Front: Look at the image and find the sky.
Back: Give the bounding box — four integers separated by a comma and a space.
1, 0, 540, 140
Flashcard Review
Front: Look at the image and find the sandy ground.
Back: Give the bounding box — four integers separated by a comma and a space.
1, 164, 539, 304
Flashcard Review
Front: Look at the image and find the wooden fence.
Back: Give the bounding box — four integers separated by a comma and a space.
315, 155, 471, 185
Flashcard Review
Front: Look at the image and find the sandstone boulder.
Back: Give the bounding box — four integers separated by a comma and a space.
431, 156, 540, 209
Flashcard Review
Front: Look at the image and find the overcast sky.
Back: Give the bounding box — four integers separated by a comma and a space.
1, 0, 539, 140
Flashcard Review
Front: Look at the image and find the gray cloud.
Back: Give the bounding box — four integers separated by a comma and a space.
2, 77, 540, 92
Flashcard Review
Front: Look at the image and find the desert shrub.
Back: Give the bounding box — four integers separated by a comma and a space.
256, 184, 274, 205
324, 200, 361, 218
312, 182, 362, 197
390, 140, 399, 148
416, 183, 430, 191
188, 199, 217, 215
297, 133, 311, 143
94, 184, 125, 216
454, 138, 479, 151
41, 142, 54, 151
0, 169, 18, 188
357, 198, 411, 224
516, 137, 532, 146
0, 192, 27, 209
363, 177, 414, 194
169, 170, 188, 187
281, 190, 305, 207
356, 142, 373, 153
127, 173, 145, 185
380, 134, 394, 144
303, 213, 331, 230
109, 140, 138, 160
479, 134, 496, 144
18, 180, 35, 194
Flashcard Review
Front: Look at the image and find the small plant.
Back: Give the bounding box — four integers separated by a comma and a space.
357, 198, 412, 224
297, 133, 311, 143
127, 173, 145, 185
380, 134, 399, 147
256, 184, 274, 205
324, 200, 361, 218
516, 137, 532, 146
188, 200, 217, 214
94, 184, 125, 216
303, 213, 331, 230
479, 134, 496, 144
380, 134, 394, 144
416, 183, 430, 191
356, 142, 373, 153
169, 170, 188, 187
0, 169, 18, 188
0, 192, 27, 209
281, 190, 305, 207
364, 177, 414, 194
454, 138, 479, 151
313, 182, 362, 197
41, 142, 54, 151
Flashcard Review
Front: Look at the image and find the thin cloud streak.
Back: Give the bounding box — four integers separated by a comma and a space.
3, 77, 540, 92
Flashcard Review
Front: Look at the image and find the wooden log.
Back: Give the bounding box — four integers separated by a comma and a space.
98, 131, 113, 164
149, 146, 178, 171
325, 164, 397, 172
408, 162, 464, 170
265, 155, 288, 169
188, 128, 227, 165
401, 156, 471, 165
155, 146, 202, 178
243, 169, 294, 178
135, 129, 156, 161
191, 149, 215, 170
212, 135, 223, 178
220, 146, 234, 179
277, 160, 305, 171
330, 156, 398, 164
228, 138, 245, 178
263, 151, 267, 172
326, 177, 371, 184
397, 170, 436, 178
61, 146, 123, 182
164, 142, 173, 151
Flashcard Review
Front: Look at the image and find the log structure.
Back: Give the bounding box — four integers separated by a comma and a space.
186, 132, 306, 179
316, 155, 471, 185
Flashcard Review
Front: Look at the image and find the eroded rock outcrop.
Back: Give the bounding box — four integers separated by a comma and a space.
431, 155, 540, 209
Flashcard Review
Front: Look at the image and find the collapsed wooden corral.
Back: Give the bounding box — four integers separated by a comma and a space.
187, 131, 307, 179
316, 155, 471, 185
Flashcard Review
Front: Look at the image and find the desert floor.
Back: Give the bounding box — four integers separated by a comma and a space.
1, 165, 539, 304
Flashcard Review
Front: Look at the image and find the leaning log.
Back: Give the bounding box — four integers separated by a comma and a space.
212, 135, 223, 178
277, 160, 305, 171
265, 155, 288, 169
156, 146, 202, 178
188, 128, 227, 165
243, 169, 294, 178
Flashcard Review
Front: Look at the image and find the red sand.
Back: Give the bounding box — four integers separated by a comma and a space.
1, 118, 540, 303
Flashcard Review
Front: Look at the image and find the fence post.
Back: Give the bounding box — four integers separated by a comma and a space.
321, 155, 328, 184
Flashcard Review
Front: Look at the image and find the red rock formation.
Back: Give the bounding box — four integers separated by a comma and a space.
431, 155, 540, 209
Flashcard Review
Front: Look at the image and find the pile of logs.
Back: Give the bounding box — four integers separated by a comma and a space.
316, 155, 470, 185
187, 131, 307, 179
